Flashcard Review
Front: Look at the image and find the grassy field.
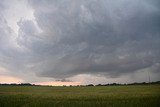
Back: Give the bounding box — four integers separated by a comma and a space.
0, 85, 160, 107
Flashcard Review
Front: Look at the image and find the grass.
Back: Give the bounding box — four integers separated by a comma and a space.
0, 85, 160, 107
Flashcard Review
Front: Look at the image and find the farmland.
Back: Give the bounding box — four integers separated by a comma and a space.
0, 85, 160, 107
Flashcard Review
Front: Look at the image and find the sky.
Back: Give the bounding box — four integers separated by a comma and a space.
0, 0, 160, 86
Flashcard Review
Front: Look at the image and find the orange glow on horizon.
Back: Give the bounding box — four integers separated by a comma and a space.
34, 81, 81, 86
0, 75, 23, 83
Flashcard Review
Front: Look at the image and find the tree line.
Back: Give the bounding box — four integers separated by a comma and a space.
0, 81, 160, 86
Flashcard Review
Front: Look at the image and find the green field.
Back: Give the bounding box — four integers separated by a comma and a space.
0, 85, 160, 107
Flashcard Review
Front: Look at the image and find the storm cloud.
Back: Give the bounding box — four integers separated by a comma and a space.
0, 0, 160, 81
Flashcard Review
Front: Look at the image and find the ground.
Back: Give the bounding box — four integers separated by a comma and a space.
0, 85, 160, 107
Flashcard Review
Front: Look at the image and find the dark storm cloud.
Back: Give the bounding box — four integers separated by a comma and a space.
0, 0, 160, 79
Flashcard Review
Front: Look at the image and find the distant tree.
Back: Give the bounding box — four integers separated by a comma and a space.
87, 84, 94, 86
20, 83, 32, 86
96, 84, 103, 86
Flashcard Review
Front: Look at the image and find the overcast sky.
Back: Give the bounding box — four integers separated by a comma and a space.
0, 0, 160, 85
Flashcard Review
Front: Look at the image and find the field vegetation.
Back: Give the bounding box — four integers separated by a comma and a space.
0, 85, 160, 107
